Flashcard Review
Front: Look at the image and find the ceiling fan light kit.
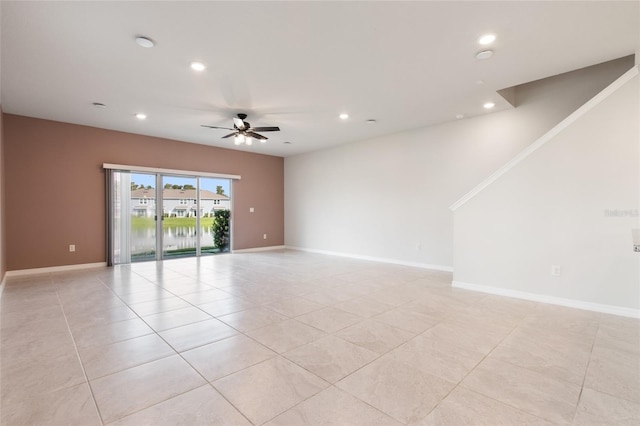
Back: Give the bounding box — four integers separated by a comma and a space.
202, 113, 280, 147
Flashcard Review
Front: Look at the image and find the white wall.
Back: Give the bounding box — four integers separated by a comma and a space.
285, 57, 633, 269
453, 72, 639, 312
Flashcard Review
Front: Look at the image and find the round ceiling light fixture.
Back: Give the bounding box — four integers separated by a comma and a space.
365, 119, 377, 124
190, 61, 206, 71
456, 114, 465, 120
476, 50, 494, 60
92, 102, 107, 108
135, 36, 155, 48
478, 34, 496, 45
339, 113, 349, 120
135, 113, 147, 120
483, 102, 495, 109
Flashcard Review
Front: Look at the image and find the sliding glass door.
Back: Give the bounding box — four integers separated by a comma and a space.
109, 169, 232, 264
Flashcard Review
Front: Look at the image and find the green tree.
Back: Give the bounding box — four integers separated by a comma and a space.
164, 183, 172, 189
183, 184, 196, 190
216, 185, 226, 195
171, 184, 181, 189
146, 185, 153, 189
131, 182, 138, 190
211, 209, 230, 252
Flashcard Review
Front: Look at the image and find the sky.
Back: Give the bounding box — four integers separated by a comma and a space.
131, 172, 231, 196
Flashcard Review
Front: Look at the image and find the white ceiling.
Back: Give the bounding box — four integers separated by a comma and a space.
1, 1, 638, 157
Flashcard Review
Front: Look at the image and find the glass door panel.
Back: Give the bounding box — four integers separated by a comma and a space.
130, 173, 157, 262
200, 177, 232, 255
162, 175, 198, 258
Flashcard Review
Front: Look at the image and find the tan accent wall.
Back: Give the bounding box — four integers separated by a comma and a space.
3, 114, 284, 271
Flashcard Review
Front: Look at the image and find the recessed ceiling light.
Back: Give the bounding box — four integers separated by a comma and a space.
135, 113, 147, 120
339, 113, 349, 120
476, 50, 494, 60
190, 62, 206, 71
365, 119, 377, 124
92, 102, 107, 108
478, 34, 496, 45
456, 114, 465, 120
483, 102, 495, 109
283, 141, 292, 144
135, 36, 155, 48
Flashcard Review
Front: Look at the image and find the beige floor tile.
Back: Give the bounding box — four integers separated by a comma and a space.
462, 357, 581, 423
336, 356, 455, 424
373, 308, 440, 334
218, 307, 288, 332
419, 387, 553, 425
595, 319, 640, 355
1, 328, 78, 370
491, 328, 591, 385
197, 296, 256, 317
179, 289, 234, 305
72, 317, 155, 349
266, 386, 402, 426
388, 330, 485, 383
1, 352, 86, 404
79, 333, 175, 379
1, 383, 101, 426
366, 287, 418, 306
284, 335, 378, 383
128, 296, 192, 316
420, 320, 512, 355
247, 319, 326, 353
213, 356, 329, 425
158, 318, 239, 352
109, 385, 251, 425
335, 319, 415, 354
142, 306, 212, 331
65, 305, 139, 330
334, 297, 395, 318
296, 307, 363, 333
265, 296, 325, 317
573, 387, 640, 425
0, 303, 65, 329
584, 344, 640, 403
91, 355, 206, 423
116, 288, 175, 304
181, 334, 276, 381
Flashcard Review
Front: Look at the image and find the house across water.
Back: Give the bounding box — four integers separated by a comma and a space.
130, 188, 230, 218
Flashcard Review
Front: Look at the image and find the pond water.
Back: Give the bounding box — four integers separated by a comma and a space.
131, 225, 216, 257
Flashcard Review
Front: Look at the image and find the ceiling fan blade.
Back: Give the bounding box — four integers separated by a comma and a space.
221, 132, 237, 139
247, 132, 268, 140
251, 126, 280, 132
201, 125, 234, 130
232, 117, 246, 130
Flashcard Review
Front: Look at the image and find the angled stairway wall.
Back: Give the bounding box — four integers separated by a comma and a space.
451, 66, 640, 316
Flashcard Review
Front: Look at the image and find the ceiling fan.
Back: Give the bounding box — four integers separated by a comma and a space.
201, 113, 280, 145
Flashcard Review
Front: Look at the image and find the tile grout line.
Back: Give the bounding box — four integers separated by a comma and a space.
55, 290, 106, 426
570, 320, 600, 423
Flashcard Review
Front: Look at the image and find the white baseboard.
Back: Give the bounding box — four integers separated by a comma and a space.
6, 262, 108, 277
232, 245, 286, 254
452, 280, 640, 319
286, 246, 453, 272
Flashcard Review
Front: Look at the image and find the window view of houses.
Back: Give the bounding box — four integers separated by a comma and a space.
128, 174, 231, 261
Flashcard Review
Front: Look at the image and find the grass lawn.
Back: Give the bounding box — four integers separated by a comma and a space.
131, 216, 214, 229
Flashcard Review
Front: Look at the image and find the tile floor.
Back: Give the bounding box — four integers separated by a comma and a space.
1, 250, 639, 425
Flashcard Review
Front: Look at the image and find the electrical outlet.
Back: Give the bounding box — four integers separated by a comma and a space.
69, 244, 76, 252
551, 265, 561, 277
263, 234, 267, 239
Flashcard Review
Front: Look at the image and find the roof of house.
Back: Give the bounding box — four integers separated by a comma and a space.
131, 188, 229, 200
